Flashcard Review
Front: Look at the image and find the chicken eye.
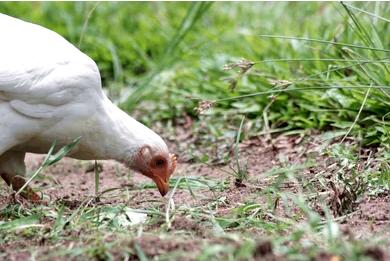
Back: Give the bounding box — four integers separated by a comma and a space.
153, 158, 166, 168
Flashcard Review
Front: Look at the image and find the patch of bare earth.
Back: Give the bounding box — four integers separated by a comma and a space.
0, 132, 389, 260
347, 194, 390, 239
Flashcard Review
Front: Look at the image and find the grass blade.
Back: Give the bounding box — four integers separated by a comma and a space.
16, 137, 81, 197
341, 2, 390, 23
259, 34, 390, 53
340, 84, 372, 143
47, 137, 81, 166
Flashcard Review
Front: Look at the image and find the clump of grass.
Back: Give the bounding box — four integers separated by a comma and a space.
318, 142, 390, 216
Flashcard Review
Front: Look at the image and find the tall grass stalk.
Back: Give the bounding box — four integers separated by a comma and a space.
95, 160, 100, 198
78, 2, 100, 48
233, 116, 248, 186
340, 85, 372, 143
341, 2, 390, 23
259, 34, 390, 53
214, 85, 390, 103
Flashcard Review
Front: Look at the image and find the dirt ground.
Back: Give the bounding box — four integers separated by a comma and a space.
0, 132, 389, 260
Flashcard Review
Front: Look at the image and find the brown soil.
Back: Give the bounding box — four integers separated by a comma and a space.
0, 132, 389, 260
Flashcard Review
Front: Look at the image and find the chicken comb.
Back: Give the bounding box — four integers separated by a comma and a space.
169, 153, 177, 177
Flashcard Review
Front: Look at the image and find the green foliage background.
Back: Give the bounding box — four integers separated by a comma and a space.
1, 2, 389, 145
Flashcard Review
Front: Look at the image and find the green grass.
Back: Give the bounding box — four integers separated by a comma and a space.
0, 2, 389, 260
0, 150, 386, 260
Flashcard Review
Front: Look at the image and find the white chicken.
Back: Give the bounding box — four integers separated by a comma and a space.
0, 13, 176, 200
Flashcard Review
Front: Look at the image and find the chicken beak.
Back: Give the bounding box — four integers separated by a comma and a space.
149, 153, 177, 197
153, 176, 169, 196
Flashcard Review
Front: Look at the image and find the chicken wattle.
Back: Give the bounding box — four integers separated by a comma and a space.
0, 13, 176, 200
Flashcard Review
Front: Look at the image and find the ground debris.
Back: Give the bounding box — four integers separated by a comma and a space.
363, 247, 385, 261
314, 252, 342, 261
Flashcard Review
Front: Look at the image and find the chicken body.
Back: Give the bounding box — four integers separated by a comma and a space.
0, 14, 176, 199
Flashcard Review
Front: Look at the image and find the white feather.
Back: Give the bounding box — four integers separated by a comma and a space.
0, 13, 168, 162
